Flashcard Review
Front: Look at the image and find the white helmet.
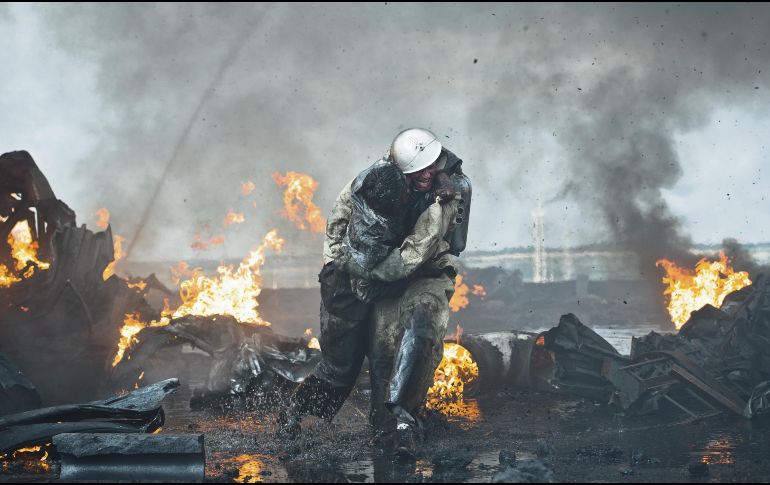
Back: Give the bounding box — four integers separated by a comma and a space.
389, 128, 442, 174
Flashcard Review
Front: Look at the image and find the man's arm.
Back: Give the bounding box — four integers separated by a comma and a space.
322, 180, 354, 265
341, 196, 458, 282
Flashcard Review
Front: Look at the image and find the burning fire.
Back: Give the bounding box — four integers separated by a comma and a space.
427, 342, 479, 410
0, 220, 51, 287
175, 230, 283, 321
304, 328, 321, 350
93, 208, 126, 280
272, 171, 326, 233
656, 251, 752, 329
447, 323, 464, 342
471, 284, 486, 299
170, 261, 196, 285
223, 211, 245, 227
0, 263, 21, 288
191, 234, 225, 252
449, 274, 470, 312
103, 235, 126, 280
112, 312, 167, 367
134, 370, 145, 389
112, 230, 284, 367
231, 454, 265, 483
1, 445, 50, 473
241, 180, 256, 196
94, 208, 110, 230
127, 280, 147, 292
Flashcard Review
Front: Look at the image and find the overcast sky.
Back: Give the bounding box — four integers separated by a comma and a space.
1, 3, 767, 263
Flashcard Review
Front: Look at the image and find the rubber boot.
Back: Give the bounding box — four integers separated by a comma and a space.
386, 329, 433, 459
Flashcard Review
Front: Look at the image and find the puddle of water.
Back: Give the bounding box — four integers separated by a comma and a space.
336, 449, 541, 483
697, 435, 738, 465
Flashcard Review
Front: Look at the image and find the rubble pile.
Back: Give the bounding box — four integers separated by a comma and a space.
540, 273, 770, 420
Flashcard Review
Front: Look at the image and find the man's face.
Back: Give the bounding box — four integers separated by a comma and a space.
406, 162, 438, 193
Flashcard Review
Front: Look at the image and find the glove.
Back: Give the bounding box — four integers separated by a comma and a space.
432, 172, 456, 203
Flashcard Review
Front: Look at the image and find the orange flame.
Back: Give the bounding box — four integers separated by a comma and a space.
133, 370, 145, 389
272, 171, 326, 233
446, 323, 464, 343
304, 328, 321, 350
241, 181, 256, 196
14, 446, 42, 454
112, 230, 284, 367
103, 235, 126, 280
0, 220, 51, 287
112, 312, 168, 367
0, 264, 21, 288
8, 445, 50, 472
170, 261, 196, 286
127, 280, 147, 292
449, 274, 470, 312
233, 454, 265, 483
427, 342, 479, 412
95, 208, 110, 230
176, 229, 283, 321
656, 251, 752, 330
471, 284, 486, 299
223, 211, 245, 227
191, 234, 225, 252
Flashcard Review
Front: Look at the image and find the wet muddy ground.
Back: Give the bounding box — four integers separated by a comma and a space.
3, 324, 769, 483
5, 379, 770, 483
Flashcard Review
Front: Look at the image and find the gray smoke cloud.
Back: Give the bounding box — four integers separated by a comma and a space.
465, 3, 769, 279
18, 3, 770, 273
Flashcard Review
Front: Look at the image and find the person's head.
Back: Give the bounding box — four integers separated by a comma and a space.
360, 163, 407, 215
389, 128, 442, 192
405, 161, 438, 193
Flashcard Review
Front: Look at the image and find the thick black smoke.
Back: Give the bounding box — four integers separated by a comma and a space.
466, 3, 770, 280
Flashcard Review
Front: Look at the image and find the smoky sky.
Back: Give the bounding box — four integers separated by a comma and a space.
2, 3, 769, 272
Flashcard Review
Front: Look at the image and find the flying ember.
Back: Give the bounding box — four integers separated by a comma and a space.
449, 274, 470, 312
241, 180, 256, 196
190, 234, 226, 252
223, 211, 245, 227
94, 208, 110, 230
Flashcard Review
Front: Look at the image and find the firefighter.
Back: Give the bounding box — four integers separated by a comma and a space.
368, 129, 470, 456
278, 129, 470, 457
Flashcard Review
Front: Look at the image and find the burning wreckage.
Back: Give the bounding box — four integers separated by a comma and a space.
1, 149, 769, 480
0, 151, 319, 406
0, 151, 323, 476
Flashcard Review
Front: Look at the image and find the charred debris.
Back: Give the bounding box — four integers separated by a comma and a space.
533, 272, 770, 420
0, 150, 320, 409
0, 151, 321, 479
